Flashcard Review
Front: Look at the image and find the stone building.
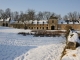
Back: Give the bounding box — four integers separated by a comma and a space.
1, 16, 80, 30
0, 17, 11, 27
10, 16, 58, 30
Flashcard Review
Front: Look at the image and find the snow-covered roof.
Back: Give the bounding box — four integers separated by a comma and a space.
10, 19, 80, 25
38, 20, 48, 24
0, 19, 4, 21
9, 20, 15, 24
27, 20, 48, 24
28, 20, 33, 24
58, 20, 80, 24
33, 20, 37, 24
0, 17, 10, 22
11, 21, 24, 24
58, 20, 67, 24
33, 20, 48, 24
24, 21, 29, 24
5, 17, 10, 21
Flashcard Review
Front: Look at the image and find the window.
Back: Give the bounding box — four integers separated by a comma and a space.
61, 22, 63, 24
32, 21, 33, 24
46, 27, 48, 30
37, 27, 38, 29
37, 21, 39, 24
43, 27, 44, 29
52, 20, 54, 23
43, 22, 44, 25
40, 27, 41, 29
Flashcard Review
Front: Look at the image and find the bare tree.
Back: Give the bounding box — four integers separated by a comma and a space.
13, 11, 19, 21
27, 9, 35, 20
68, 12, 73, 21
19, 11, 24, 21
36, 11, 43, 20
43, 11, 52, 20
0, 9, 3, 17
63, 15, 68, 20
63, 12, 79, 21
5, 8, 11, 18
11, 12, 14, 20
56, 14, 62, 20
0, 9, 5, 19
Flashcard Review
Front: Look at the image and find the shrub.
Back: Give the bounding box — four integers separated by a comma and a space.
18, 32, 27, 36
66, 42, 76, 50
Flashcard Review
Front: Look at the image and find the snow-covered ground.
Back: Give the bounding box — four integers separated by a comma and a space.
62, 29, 80, 60
62, 47, 80, 60
0, 26, 66, 60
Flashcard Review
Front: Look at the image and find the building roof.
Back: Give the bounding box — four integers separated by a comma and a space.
5, 17, 10, 21
58, 20, 67, 24
9, 20, 15, 24
0, 17, 10, 22
27, 20, 48, 24
49, 16, 57, 19
0, 19, 3, 21
10, 20, 48, 24
58, 20, 80, 24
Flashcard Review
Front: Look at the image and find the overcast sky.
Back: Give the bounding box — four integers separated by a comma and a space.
0, 0, 80, 17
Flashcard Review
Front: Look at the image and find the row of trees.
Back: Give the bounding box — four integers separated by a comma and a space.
63, 12, 80, 21
0, 8, 80, 21
0, 8, 61, 21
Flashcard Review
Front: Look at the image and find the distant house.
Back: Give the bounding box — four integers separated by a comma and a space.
0, 17, 11, 27
1, 16, 80, 30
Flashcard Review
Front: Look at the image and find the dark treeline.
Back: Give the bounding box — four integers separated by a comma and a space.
0, 8, 80, 21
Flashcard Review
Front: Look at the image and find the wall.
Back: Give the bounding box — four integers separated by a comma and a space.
58, 24, 80, 30
27, 24, 48, 30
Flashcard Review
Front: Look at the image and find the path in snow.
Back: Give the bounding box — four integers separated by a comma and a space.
14, 44, 65, 60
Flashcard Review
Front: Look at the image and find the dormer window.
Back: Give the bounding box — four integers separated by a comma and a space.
37, 21, 39, 24
32, 21, 33, 24
61, 22, 63, 24
43, 21, 44, 24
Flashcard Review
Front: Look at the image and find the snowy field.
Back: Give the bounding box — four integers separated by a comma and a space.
0, 26, 66, 60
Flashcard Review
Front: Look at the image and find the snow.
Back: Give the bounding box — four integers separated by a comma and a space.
0, 26, 66, 60
68, 33, 79, 42
1, 26, 80, 60
0, 19, 3, 21
5, 17, 10, 21
10, 20, 15, 24
33, 20, 37, 24
68, 29, 80, 43
58, 20, 80, 24
0, 17, 10, 22
32, 20, 48, 24
58, 20, 67, 24
0, 26, 31, 33
62, 47, 80, 60
62, 29, 80, 60
23, 20, 48, 24
14, 44, 64, 60
38, 20, 48, 24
